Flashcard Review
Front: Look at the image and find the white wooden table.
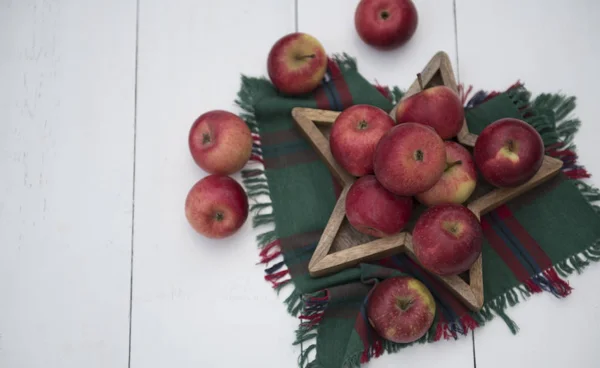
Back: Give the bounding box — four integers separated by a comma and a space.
1, 1, 599, 367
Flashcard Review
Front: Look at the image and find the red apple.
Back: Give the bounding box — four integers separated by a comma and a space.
416, 141, 477, 206
188, 110, 252, 175
395, 85, 464, 139
185, 175, 248, 239
412, 204, 483, 276
354, 0, 418, 49
330, 105, 394, 176
345, 175, 413, 237
373, 123, 446, 196
367, 276, 435, 343
474, 118, 544, 187
267, 33, 328, 95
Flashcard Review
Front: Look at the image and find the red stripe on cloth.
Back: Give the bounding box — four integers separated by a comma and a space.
354, 310, 371, 358
403, 257, 469, 314
481, 216, 532, 282
495, 205, 553, 269
332, 78, 353, 110
250, 154, 264, 164
314, 87, 330, 110
565, 168, 591, 179
327, 59, 342, 79
373, 83, 391, 100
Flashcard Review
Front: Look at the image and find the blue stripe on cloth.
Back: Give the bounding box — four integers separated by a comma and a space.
323, 81, 341, 111
488, 211, 562, 295
324, 66, 344, 111
487, 211, 542, 275
326, 81, 343, 111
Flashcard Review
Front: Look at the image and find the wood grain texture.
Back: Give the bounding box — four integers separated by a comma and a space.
467, 156, 564, 219
292, 108, 354, 186
0, 1, 136, 367
130, 1, 299, 368
311, 233, 407, 276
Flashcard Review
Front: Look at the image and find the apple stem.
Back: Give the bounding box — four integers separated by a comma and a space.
202, 133, 211, 144
507, 139, 515, 152
296, 54, 316, 61
214, 212, 224, 221
396, 297, 413, 311
445, 160, 462, 172
417, 73, 424, 91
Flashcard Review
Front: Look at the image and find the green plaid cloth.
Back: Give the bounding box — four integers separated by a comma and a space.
236, 55, 600, 368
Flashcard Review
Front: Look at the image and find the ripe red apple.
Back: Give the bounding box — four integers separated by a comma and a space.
367, 276, 435, 343
416, 141, 477, 206
188, 110, 252, 175
395, 85, 464, 139
354, 0, 418, 49
330, 105, 394, 176
345, 175, 413, 237
373, 123, 446, 196
412, 204, 483, 276
185, 175, 248, 239
267, 33, 328, 95
474, 118, 544, 187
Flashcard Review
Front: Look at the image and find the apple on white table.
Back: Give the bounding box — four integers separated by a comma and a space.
185, 175, 249, 239
354, 0, 419, 49
188, 110, 253, 175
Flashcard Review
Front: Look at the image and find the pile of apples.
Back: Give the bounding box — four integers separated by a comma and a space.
185, 0, 547, 346
333, 78, 545, 344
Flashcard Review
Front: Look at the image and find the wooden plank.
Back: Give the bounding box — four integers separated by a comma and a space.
299, 1, 476, 366
0, 1, 136, 367
130, 1, 298, 367
456, 1, 600, 367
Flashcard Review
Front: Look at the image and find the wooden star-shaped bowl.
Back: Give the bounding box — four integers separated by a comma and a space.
291, 51, 563, 311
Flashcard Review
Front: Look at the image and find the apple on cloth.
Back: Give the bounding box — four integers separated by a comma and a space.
367, 276, 436, 343
475, 117, 545, 187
